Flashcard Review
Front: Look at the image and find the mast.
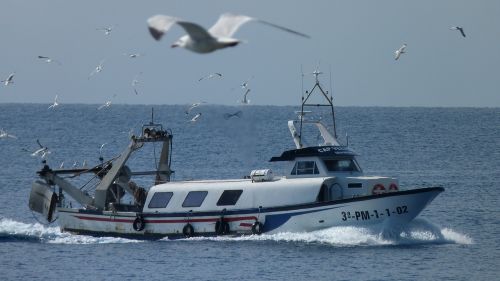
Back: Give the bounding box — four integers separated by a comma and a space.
298, 69, 337, 148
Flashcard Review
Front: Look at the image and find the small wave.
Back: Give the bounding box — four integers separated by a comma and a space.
177, 219, 473, 247
0, 218, 141, 244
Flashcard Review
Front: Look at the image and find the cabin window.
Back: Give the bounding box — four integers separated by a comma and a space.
323, 159, 359, 172
148, 192, 173, 208
217, 190, 243, 206
291, 161, 319, 175
182, 191, 208, 207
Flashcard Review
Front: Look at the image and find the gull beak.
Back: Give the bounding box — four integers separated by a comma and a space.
171, 43, 179, 48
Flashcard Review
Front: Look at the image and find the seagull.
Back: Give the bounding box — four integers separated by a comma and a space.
124, 53, 144, 58
0, 129, 17, 139
132, 72, 142, 95
240, 77, 253, 89
38, 55, 61, 65
59, 161, 65, 169
450, 26, 466, 38
98, 100, 112, 110
185, 102, 205, 114
31, 139, 50, 159
198, 72, 222, 81
147, 13, 310, 54
1, 73, 15, 86
240, 88, 251, 105
48, 95, 59, 109
223, 111, 242, 120
97, 26, 114, 35
394, 44, 407, 60
189, 113, 202, 122
88, 60, 105, 79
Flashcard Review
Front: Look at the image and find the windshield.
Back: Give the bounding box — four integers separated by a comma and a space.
323, 159, 360, 172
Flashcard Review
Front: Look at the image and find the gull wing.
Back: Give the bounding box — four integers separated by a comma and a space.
209, 13, 310, 39
147, 15, 180, 40
208, 13, 253, 38
176, 21, 213, 41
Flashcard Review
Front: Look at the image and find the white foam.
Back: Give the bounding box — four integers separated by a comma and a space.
0, 218, 141, 244
179, 219, 473, 247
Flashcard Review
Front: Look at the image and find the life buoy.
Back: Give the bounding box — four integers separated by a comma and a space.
372, 184, 385, 195
182, 223, 194, 237
389, 183, 399, 191
133, 216, 145, 231
215, 219, 230, 235
251, 221, 263, 235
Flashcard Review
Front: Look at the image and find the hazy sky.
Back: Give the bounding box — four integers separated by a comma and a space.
0, 0, 499, 107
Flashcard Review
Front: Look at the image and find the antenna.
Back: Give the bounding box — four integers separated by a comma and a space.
300, 64, 304, 101
150, 107, 154, 125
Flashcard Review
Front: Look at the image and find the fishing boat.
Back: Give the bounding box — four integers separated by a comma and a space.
28, 71, 443, 239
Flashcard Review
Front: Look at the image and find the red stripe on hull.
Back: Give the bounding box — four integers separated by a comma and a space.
73, 215, 257, 224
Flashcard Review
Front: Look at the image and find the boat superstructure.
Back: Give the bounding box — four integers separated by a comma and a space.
29, 73, 443, 239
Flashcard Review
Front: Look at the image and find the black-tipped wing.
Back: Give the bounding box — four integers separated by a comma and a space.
147, 15, 179, 40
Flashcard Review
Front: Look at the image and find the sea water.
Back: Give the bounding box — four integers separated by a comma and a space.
0, 104, 498, 280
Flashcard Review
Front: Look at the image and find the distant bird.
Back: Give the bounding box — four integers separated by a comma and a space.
99, 143, 108, 159
124, 52, 144, 58
132, 72, 142, 95
223, 111, 243, 120
88, 60, 105, 79
189, 113, 202, 122
147, 13, 310, 54
198, 72, 222, 81
185, 102, 205, 114
59, 161, 65, 169
38, 55, 61, 65
240, 88, 251, 104
0, 129, 17, 139
240, 77, 253, 89
48, 95, 59, 109
450, 26, 466, 38
72, 161, 78, 168
96, 26, 114, 35
1, 73, 15, 86
82, 160, 87, 168
31, 139, 50, 159
394, 43, 407, 60
98, 100, 112, 110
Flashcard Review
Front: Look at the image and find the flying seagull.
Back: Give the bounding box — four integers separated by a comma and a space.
189, 113, 202, 122
223, 111, 243, 120
0, 129, 17, 139
1, 73, 15, 86
31, 139, 50, 159
394, 43, 407, 60
240, 88, 251, 104
185, 102, 206, 114
98, 100, 112, 110
97, 26, 114, 35
124, 52, 144, 58
147, 13, 310, 54
38, 55, 61, 65
88, 60, 105, 79
132, 72, 142, 95
48, 95, 59, 109
198, 72, 222, 81
450, 26, 466, 38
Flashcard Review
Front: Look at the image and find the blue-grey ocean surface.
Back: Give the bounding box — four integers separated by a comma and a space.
0, 104, 498, 281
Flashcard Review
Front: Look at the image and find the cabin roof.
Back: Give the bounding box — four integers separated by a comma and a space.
269, 146, 357, 162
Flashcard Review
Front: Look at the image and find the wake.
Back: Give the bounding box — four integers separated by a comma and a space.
0, 218, 140, 244
1, 217, 472, 246
180, 218, 473, 246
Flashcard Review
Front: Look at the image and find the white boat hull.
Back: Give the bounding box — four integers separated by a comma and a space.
57, 187, 443, 239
